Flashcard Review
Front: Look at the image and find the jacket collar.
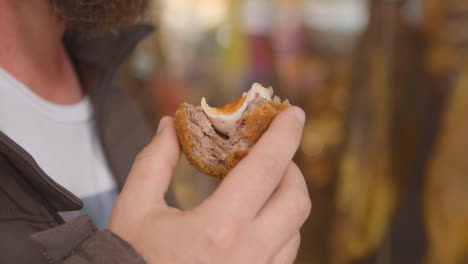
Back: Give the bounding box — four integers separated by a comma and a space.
64, 25, 155, 189
64, 25, 154, 112
0, 25, 154, 211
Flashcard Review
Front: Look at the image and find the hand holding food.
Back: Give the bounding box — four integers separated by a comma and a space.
109, 103, 310, 264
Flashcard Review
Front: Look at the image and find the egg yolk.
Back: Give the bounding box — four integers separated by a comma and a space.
205, 95, 247, 115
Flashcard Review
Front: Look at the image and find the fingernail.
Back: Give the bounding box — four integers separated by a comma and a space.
156, 117, 169, 134
295, 107, 306, 126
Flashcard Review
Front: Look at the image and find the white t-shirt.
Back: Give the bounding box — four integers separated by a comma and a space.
0, 67, 118, 229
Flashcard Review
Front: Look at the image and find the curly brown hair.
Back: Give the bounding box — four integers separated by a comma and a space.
50, 0, 149, 32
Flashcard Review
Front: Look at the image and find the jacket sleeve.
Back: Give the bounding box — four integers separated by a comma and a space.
30, 215, 146, 264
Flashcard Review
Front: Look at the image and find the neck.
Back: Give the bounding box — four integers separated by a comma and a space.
0, 0, 83, 105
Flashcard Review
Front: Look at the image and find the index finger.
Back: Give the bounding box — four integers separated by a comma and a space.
120, 117, 180, 208
201, 106, 305, 220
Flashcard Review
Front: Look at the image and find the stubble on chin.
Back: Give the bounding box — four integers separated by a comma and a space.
50, 0, 149, 33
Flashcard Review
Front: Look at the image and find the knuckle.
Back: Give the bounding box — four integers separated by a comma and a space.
135, 146, 159, 164
292, 191, 312, 220
135, 145, 179, 172
288, 165, 311, 219
289, 162, 302, 175
258, 154, 284, 183
268, 233, 302, 264
202, 220, 239, 252
281, 234, 301, 264
243, 234, 274, 264
253, 244, 274, 263
133, 151, 173, 177
293, 233, 301, 248
134, 150, 150, 165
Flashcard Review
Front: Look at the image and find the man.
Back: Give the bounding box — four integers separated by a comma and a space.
0, 0, 310, 263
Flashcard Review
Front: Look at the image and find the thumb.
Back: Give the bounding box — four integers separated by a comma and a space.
120, 116, 181, 209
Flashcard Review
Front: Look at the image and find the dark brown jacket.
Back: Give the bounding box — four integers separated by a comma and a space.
0, 25, 171, 264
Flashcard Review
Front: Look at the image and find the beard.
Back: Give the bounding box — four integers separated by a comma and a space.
50, 0, 150, 33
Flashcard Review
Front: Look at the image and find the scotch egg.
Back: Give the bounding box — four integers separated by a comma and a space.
174, 83, 290, 178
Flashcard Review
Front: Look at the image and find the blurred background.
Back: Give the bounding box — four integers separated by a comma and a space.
117, 0, 468, 263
